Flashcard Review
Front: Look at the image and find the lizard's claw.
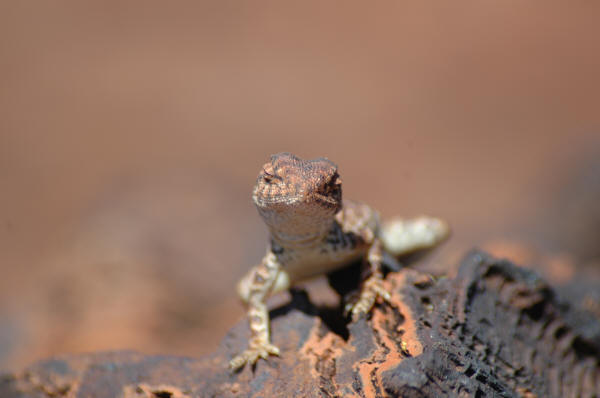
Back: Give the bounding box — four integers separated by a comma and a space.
229, 342, 280, 371
346, 275, 391, 322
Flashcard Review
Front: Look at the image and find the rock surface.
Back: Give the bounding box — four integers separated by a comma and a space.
2, 251, 600, 397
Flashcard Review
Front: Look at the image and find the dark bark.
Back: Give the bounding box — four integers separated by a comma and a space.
2, 251, 599, 397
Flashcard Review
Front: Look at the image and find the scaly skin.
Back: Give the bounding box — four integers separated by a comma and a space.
229, 153, 449, 370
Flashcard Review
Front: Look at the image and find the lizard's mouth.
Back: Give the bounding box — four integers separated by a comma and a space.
253, 189, 299, 207
315, 193, 337, 204
314, 192, 340, 207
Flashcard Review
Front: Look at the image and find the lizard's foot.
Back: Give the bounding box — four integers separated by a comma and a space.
229, 342, 280, 371
346, 274, 391, 322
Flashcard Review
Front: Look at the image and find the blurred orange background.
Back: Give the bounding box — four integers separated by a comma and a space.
1, 2, 599, 371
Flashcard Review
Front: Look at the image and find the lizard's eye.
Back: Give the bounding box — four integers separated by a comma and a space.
262, 170, 281, 184
332, 175, 342, 187
319, 174, 341, 197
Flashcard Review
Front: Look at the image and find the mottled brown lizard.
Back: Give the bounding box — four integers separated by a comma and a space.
229, 153, 449, 370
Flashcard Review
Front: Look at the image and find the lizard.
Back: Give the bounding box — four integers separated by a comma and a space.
229, 152, 449, 370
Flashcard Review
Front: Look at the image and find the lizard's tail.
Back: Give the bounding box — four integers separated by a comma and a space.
380, 216, 450, 258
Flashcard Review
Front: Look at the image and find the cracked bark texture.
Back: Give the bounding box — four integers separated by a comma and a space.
2, 251, 599, 398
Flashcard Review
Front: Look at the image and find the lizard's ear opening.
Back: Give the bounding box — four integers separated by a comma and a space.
320, 173, 342, 199
313, 172, 342, 212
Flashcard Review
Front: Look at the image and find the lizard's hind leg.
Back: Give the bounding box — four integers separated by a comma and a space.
380, 216, 449, 257
347, 239, 392, 321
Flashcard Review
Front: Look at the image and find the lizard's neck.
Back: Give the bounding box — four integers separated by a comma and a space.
269, 221, 334, 250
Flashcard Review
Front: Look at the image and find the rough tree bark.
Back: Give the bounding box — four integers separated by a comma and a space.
2, 251, 599, 397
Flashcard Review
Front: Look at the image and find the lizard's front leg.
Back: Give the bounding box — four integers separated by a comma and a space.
348, 238, 392, 321
229, 252, 289, 370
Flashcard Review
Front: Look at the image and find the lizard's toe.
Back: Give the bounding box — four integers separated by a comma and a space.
229, 354, 248, 371
228, 343, 280, 371
262, 343, 281, 356
372, 284, 391, 302
255, 342, 280, 361
348, 275, 391, 322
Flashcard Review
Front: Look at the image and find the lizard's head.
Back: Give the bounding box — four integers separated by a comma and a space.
253, 152, 342, 244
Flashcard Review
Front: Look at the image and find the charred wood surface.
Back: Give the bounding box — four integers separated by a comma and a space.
2, 251, 599, 397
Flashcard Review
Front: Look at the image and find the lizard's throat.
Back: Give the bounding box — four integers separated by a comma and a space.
268, 224, 332, 249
